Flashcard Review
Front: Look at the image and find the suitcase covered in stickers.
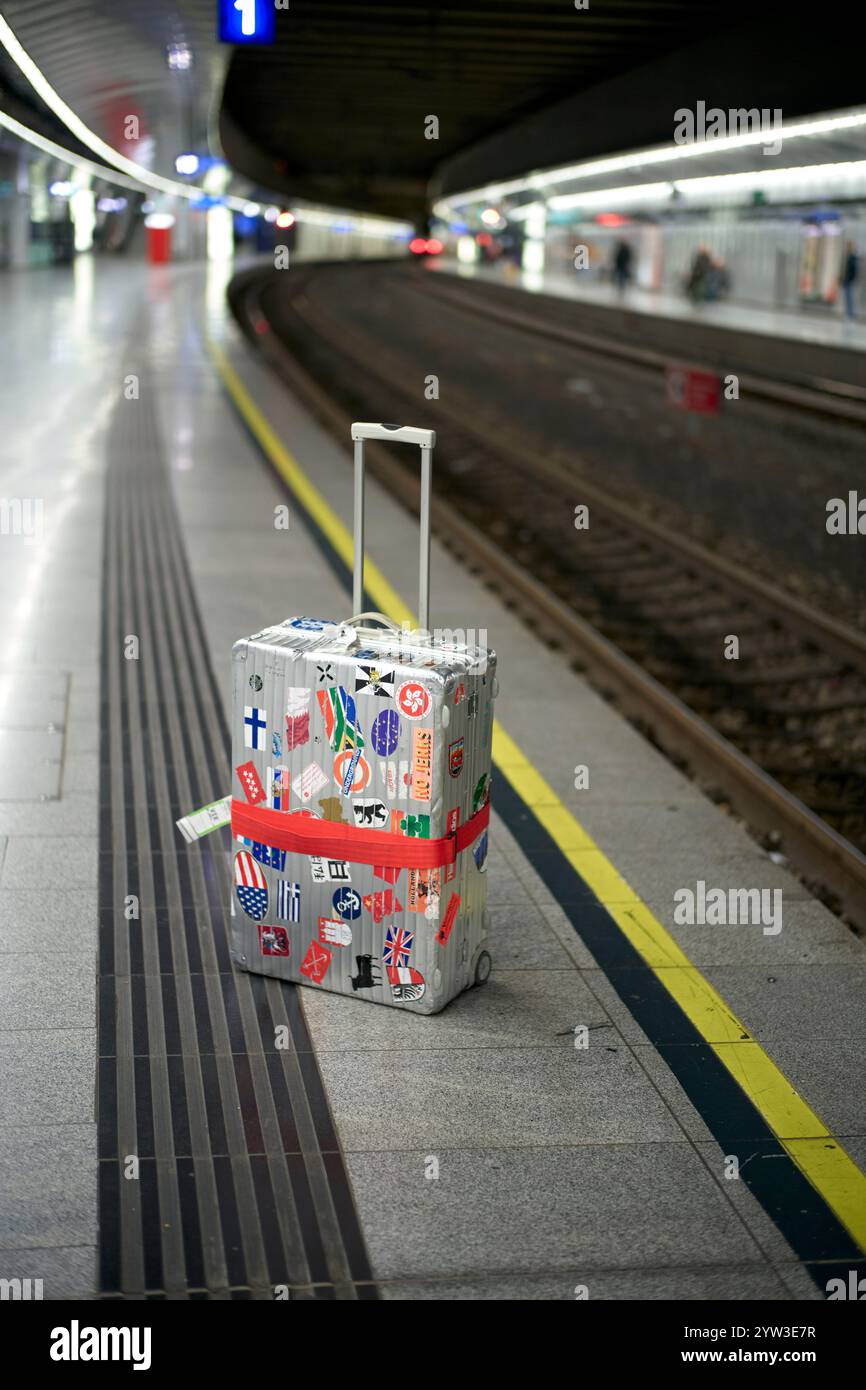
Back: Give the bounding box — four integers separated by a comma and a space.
228, 422, 495, 1014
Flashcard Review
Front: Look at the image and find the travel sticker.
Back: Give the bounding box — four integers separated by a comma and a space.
318, 916, 352, 948
395, 680, 431, 721
332, 886, 362, 920
436, 893, 461, 947
334, 749, 371, 795
352, 798, 390, 828
411, 727, 433, 801
408, 867, 440, 915
277, 881, 301, 921
285, 687, 311, 750
350, 955, 380, 991
371, 708, 400, 757
382, 758, 410, 800
259, 925, 290, 957
473, 831, 489, 872
355, 665, 395, 697
373, 864, 402, 885
318, 796, 348, 823
244, 705, 267, 750
362, 889, 404, 923
400, 812, 430, 839
387, 965, 425, 1003
292, 761, 329, 804
310, 857, 352, 884
382, 924, 414, 969
300, 940, 332, 984
236, 760, 266, 806
267, 766, 288, 810
250, 841, 286, 872
448, 737, 464, 778
234, 851, 268, 921
317, 686, 364, 752
445, 807, 460, 883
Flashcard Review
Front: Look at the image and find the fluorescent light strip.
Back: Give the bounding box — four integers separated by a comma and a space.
0, 109, 413, 238
0, 107, 156, 193
548, 181, 673, 211
437, 106, 866, 213
546, 158, 866, 211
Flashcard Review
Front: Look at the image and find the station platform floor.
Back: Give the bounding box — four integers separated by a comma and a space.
1, 255, 865, 1301
441, 259, 866, 354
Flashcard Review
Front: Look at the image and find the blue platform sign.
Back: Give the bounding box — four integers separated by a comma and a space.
218, 0, 277, 45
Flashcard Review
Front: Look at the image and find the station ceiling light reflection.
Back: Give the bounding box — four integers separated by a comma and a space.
0, 12, 254, 211
435, 106, 866, 221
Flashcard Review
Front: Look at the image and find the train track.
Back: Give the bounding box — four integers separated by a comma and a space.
421, 267, 866, 428
227, 260, 866, 928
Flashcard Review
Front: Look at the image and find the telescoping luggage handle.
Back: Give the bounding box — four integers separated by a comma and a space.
351, 422, 436, 632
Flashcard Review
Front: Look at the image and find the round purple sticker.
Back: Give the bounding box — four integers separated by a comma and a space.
371, 708, 400, 757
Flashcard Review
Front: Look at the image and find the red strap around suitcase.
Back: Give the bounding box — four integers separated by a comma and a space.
230, 798, 490, 870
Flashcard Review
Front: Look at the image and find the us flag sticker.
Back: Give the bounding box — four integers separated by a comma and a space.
234, 851, 268, 921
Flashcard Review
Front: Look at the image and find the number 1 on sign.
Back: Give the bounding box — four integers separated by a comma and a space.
234, 0, 256, 37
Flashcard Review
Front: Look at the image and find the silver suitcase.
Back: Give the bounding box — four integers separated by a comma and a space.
228, 423, 496, 1014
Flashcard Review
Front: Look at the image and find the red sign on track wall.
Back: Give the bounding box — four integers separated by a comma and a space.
665, 365, 721, 414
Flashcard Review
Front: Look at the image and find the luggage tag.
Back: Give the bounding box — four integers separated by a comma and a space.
176, 795, 232, 843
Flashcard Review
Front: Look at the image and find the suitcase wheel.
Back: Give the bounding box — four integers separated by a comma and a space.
473, 950, 492, 987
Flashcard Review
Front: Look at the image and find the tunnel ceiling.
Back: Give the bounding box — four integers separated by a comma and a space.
0, 0, 226, 183
220, 0, 769, 221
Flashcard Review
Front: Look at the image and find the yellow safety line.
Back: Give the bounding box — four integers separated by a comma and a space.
207, 333, 866, 1256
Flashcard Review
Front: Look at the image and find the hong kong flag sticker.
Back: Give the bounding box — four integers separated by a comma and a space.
395, 680, 431, 721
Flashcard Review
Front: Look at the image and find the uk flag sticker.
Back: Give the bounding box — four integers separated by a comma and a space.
383, 924, 414, 969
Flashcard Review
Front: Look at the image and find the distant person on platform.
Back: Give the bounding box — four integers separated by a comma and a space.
705, 256, 731, 303
840, 241, 859, 319
686, 244, 713, 303
612, 240, 632, 293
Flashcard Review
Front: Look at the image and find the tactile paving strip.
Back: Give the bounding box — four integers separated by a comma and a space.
97, 368, 376, 1299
